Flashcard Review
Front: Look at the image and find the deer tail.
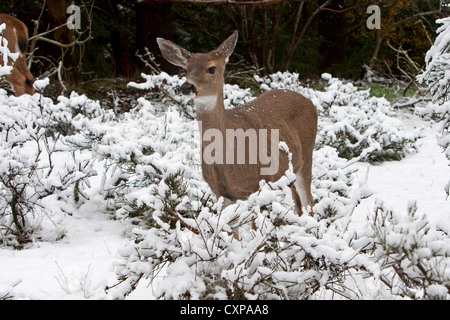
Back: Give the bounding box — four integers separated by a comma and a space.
16, 27, 29, 54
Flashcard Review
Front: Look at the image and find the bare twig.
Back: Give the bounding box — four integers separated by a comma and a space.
151, 0, 287, 6
282, 0, 334, 70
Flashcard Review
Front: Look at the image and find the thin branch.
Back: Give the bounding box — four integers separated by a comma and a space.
57, 61, 67, 93
389, 10, 441, 31
28, 20, 70, 41
319, 1, 371, 13
28, 0, 46, 69
151, 0, 291, 6
283, 0, 334, 70
34, 33, 92, 49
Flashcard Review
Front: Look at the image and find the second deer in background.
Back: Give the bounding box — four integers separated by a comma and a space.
0, 14, 34, 96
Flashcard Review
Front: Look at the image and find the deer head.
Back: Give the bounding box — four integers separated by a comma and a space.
157, 31, 237, 109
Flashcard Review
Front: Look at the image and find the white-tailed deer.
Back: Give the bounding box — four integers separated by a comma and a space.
157, 31, 317, 215
0, 14, 34, 96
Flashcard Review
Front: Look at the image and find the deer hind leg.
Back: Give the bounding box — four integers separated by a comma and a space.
14, 56, 34, 95
292, 166, 314, 216
291, 184, 302, 215
6, 68, 26, 96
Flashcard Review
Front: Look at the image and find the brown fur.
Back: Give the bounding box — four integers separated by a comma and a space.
0, 14, 34, 96
158, 31, 317, 215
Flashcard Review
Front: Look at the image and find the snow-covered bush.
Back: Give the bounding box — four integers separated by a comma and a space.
417, 17, 450, 196
66, 96, 204, 227
366, 199, 450, 299
110, 180, 377, 300
0, 90, 96, 246
128, 72, 196, 119
417, 17, 450, 106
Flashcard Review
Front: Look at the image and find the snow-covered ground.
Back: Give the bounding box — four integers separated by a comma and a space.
0, 196, 127, 299
355, 117, 449, 234
0, 103, 447, 300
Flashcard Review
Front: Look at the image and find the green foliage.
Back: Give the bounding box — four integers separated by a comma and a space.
367, 84, 414, 103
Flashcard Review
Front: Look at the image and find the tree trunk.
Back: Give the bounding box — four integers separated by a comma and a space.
136, 0, 175, 74
46, 0, 70, 45
369, 28, 382, 70
317, 0, 346, 71
106, 0, 133, 77
282, 0, 334, 71
46, 0, 80, 84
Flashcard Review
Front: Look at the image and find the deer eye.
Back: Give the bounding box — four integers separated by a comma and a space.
208, 66, 216, 74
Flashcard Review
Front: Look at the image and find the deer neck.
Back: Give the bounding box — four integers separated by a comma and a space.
195, 90, 227, 132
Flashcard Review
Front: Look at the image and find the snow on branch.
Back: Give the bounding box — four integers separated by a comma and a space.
417, 17, 450, 104
0, 23, 19, 78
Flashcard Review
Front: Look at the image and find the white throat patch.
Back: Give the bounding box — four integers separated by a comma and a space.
194, 95, 218, 111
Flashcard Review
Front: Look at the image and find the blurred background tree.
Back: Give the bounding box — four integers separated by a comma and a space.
0, 0, 447, 95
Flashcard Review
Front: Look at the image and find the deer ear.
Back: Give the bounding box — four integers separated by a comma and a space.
217, 30, 238, 61
157, 38, 192, 68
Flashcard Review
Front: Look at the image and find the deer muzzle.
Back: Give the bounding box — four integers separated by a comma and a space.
181, 82, 197, 96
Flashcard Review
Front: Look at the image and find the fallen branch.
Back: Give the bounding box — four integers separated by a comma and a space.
393, 97, 431, 109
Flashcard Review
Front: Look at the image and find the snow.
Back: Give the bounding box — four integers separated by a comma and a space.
0, 196, 127, 299
353, 117, 450, 234
33, 78, 50, 91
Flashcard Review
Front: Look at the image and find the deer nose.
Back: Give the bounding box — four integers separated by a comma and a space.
181, 82, 197, 96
